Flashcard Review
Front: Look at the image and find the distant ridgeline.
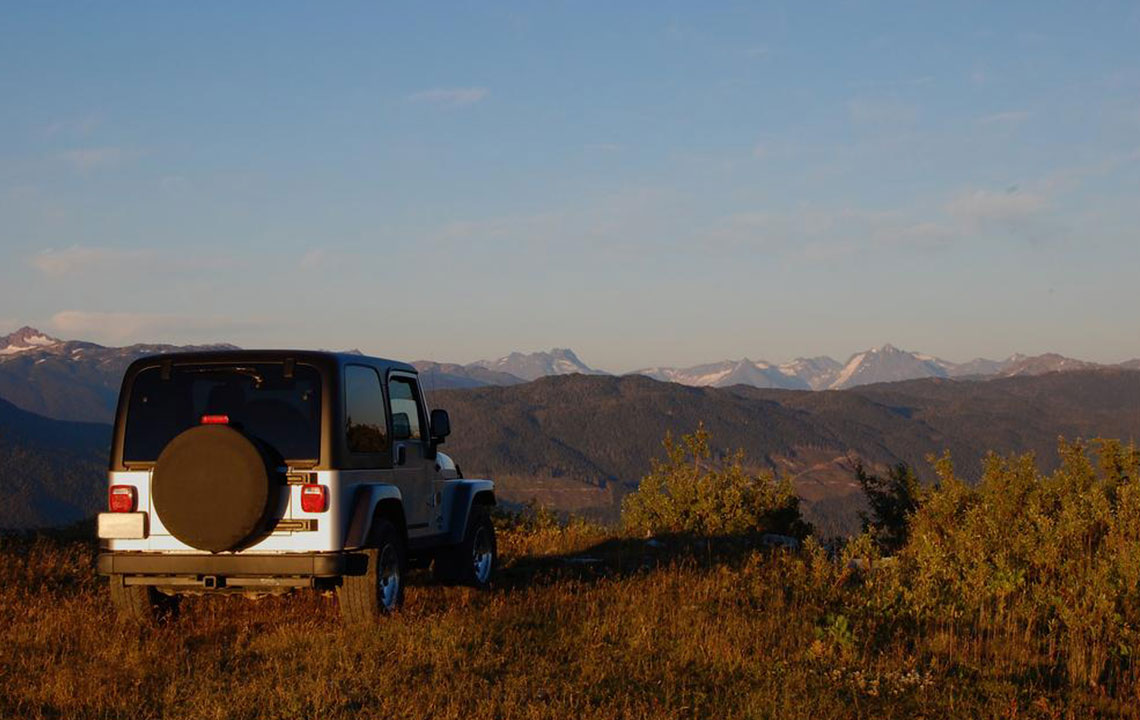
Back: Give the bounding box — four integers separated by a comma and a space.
2, 326, 1138, 424
434, 370, 1140, 535
2, 325, 1139, 533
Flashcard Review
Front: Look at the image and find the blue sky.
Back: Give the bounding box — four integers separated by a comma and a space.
2, 1, 1139, 371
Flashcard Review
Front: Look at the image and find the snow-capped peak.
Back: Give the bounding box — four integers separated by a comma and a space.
828, 344, 953, 390
472, 348, 606, 382
0, 326, 63, 355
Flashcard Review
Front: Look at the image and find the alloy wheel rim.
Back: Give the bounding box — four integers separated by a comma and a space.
378, 544, 401, 610
472, 527, 493, 584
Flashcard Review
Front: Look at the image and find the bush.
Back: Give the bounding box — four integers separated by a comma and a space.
898, 439, 1140, 687
855, 461, 923, 554
5, 439, 1140, 715
620, 424, 809, 539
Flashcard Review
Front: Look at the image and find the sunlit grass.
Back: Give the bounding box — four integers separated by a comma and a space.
1, 529, 1135, 719
3, 439, 1139, 719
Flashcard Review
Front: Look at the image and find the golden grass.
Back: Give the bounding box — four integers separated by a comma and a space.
1, 522, 1136, 720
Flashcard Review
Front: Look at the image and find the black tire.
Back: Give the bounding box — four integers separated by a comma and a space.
338, 518, 406, 623
108, 576, 179, 625
433, 505, 496, 589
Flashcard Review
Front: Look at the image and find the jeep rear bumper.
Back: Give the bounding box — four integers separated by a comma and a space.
97, 551, 367, 578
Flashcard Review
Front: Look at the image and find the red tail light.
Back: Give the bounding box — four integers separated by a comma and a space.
300, 484, 328, 513
109, 485, 137, 513
200, 415, 230, 425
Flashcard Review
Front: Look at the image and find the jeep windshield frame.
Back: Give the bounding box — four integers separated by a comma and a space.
120, 361, 323, 467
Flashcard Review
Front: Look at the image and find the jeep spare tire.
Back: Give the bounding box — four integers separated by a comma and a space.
152, 425, 278, 553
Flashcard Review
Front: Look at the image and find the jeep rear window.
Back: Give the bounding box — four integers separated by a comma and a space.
122, 363, 321, 463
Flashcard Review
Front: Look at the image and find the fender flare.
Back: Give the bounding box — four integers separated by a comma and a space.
446, 480, 495, 545
343, 484, 404, 549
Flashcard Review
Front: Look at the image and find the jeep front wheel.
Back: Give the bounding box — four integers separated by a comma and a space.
338, 518, 405, 623
434, 505, 497, 589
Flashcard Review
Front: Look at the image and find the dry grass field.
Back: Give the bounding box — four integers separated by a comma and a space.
3, 437, 1140, 719
0, 523, 1135, 719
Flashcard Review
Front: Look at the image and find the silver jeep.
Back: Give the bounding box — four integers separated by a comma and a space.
96, 350, 497, 623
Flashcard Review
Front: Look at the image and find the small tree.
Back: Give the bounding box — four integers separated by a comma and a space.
855, 461, 922, 554
621, 424, 810, 539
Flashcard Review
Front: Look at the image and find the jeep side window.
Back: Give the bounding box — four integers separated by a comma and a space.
387, 376, 423, 441
345, 365, 388, 453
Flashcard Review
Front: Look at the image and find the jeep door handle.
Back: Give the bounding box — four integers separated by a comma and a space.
395, 444, 406, 466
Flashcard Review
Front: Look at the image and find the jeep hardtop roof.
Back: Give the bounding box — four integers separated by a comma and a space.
120, 349, 417, 376
110, 350, 420, 472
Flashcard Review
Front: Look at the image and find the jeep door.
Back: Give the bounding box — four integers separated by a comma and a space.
386, 373, 437, 536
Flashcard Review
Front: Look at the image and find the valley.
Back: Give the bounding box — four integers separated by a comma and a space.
3, 325, 1138, 536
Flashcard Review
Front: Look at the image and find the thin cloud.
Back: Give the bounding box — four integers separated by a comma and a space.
848, 97, 919, 128
407, 87, 489, 108
30, 245, 238, 278
847, 75, 934, 91
428, 187, 691, 258
50, 311, 254, 344
42, 114, 101, 138
584, 143, 624, 152
431, 213, 562, 248
30, 246, 155, 277
704, 188, 1052, 257
944, 187, 1061, 244
976, 110, 1031, 126
299, 248, 328, 269
946, 188, 1047, 226
1038, 147, 1140, 193
703, 207, 954, 257
59, 146, 125, 172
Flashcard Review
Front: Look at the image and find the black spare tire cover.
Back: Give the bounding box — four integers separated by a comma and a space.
152, 425, 277, 553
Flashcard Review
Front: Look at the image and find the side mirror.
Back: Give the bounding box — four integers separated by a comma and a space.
429, 408, 451, 443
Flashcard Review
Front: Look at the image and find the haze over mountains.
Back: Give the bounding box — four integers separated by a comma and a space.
0, 396, 109, 528
6, 365, 1140, 534
0, 327, 238, 422
436, 369, 1140, 535
636, 345, 1124, 390
418, 342, 1139, 393
3, 325, 1140, 533
416, 342, 1140, 394
412, 348, 598, 390
2, 325, 1138, 423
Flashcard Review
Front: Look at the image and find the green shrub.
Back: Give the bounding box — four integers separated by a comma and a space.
855, 461, 924, 554
898, 439, 1140, 687
620, 424, 809, 538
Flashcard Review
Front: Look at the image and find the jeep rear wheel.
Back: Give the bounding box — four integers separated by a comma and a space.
434, 505, 497, 589
338, 519, 405, 623
108, 576, 179, 625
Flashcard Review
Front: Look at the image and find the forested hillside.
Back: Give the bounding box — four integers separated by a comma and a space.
5, 369, 1139, 534
0, 399, 109, 528
436, 370, 1140, 534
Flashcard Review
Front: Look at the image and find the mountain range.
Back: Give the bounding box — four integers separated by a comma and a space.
6, 367, 1140, 535
418, 343, 1140, 394
433, 369, 1140, 535
2, 325, 1138, 423
0, 327, 237, 422
412, 348, 600, 389
634, 344, 1132, 391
